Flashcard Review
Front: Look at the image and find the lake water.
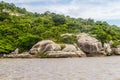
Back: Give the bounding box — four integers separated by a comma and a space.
0, 57, 120, 80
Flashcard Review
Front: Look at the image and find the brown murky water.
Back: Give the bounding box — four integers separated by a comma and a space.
0, 57, 120, 80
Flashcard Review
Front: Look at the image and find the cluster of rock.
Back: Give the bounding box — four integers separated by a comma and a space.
3, 33, 119, 58
29, 40, 86, 58
28, 33, 119, 58
3, 52, 35, 58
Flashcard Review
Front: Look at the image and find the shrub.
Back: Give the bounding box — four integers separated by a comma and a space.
61, 35, 77, 44
60, 44, 66, 50
35, 52, 48, 58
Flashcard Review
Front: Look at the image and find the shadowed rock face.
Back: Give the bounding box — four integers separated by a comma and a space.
29, 40, 61, 55
77, 33, 103, 55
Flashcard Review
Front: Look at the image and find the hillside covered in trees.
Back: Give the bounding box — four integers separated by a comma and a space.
0, 1, 120, 54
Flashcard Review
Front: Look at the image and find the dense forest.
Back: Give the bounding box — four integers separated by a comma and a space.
0, 1, 120, 54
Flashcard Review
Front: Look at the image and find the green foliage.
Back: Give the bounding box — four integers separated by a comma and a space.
60, 44, 66, 50
112, 40, 120, 48
0, 12, 10, 21
17, 34, 41, 52
61, 35, 77, 44
52, 14, 66, 26
36, 52, 48, 58
0, 39, 14, 54
0, 1, 120, 54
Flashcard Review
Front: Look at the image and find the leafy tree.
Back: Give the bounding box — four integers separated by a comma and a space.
0, 1, 120, 54
17, 34, 41, 52
52, 14, 66, 26
0, 39, 14, 54
61, 35, 77, 44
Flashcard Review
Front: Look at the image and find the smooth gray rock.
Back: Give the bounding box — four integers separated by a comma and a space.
77, 33, 103, 55
114, 45, 120, 55
103, 43, 112, 55
29, 40, 61, 54
62, 44, 77, 52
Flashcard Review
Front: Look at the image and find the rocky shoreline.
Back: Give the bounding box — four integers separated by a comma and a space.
2, 33, 120, 58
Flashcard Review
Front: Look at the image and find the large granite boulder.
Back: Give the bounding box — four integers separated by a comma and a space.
103, 43, 112, 55
77, 33, 104, 56
29, 40, 61, 55
114, 45, 120, 55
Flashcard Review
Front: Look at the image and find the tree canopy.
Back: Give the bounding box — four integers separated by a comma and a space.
0, 1, 120, 54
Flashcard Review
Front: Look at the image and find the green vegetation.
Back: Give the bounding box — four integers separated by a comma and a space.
36, 52, 48, 58
0, 1, 120, 54
60, 44, 66, 50
61, 35, 77, 44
